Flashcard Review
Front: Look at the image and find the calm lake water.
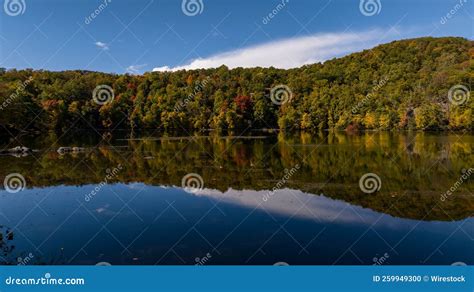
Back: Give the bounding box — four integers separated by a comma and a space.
0, 131, 472, 265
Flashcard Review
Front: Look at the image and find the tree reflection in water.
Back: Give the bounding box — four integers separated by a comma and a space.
0, 131, 472, 221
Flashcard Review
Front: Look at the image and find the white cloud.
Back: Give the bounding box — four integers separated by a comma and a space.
126, 64, 147, 74
184, 187, 404, 227
152, 65, 172, 72
153, 29, 396, 72
95, 41, 109, 50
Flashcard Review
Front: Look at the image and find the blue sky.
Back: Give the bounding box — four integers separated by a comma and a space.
0, 0, 472, 74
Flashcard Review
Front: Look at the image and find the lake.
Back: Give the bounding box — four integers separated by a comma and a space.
0, 131, 472, 265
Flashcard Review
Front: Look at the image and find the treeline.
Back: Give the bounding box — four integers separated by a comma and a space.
0, 37, 472, 133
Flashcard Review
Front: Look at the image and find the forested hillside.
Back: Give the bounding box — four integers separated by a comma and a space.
0, 37, 472, 133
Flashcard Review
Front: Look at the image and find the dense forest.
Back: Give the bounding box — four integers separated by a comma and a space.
0, 37, 472, 133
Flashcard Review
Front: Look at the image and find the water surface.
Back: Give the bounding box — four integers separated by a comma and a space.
0, 131, 472, 265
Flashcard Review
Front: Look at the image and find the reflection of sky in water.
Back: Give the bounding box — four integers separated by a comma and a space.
0, 184, 472, 265
187, 187, 468, 231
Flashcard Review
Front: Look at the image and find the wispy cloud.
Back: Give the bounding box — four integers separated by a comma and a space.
95, 41, 109, 51
126, 64, 147, 74
153, 29, 397, 72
